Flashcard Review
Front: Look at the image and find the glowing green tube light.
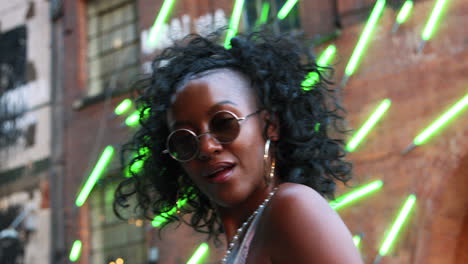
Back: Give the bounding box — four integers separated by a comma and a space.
343, 0, 386, 83
302, 45, 337, 90
378, 195, 416, 257
402, 93, 468, 154
76, 146, 115, 207
125, 111, 140, 127
317, 45, 337, 66
187, 243, 209, 264
277, 0, 299, 20
152, 198, 188, 227
353, 235, 362, 247
346, 99, 391, 152
114, 99, 132, 115
314, 123, 320, 132
124, 147, 149, 177
258, 2, 270, 25
396, 0, 414, 24
69, 240, 82, 262
329, 180, 383, 210
125, 159, 143, 177
147, 0, 177, 46
125, 108, 150, 127
224, 0, 245, 49
422, 0, 449, 41
414, 93, 468, 145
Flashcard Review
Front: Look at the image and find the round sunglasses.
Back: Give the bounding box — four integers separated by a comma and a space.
163, 110, 261, 162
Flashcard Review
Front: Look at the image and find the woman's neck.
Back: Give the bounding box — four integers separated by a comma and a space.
217, 182, 278, 243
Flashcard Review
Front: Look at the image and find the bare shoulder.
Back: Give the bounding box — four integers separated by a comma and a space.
263, 183, 363, 264
272, 182, 330, 212
266, 183, 341, 237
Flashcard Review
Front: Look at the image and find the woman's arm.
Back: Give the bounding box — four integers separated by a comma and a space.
265, 183, 363, 264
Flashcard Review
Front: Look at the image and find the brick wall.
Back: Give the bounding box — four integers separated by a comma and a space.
333, 0, 468, 263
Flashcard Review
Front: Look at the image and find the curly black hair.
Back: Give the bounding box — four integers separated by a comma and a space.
114, 29, 352, 240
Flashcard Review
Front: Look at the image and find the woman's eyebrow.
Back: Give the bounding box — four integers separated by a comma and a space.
170, 120, 192, 130
170, 100, 238, 129
207, 100, 238, 115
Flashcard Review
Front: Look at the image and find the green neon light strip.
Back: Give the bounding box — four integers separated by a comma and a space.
187, 243, 209, 264
277, 0, 299, 20
76, 146, 115, 207
69, 240, 82, 262
353, 235, 362, 247
379, 195, 416, 256
317, 45, 337, 66
346, 99, 391, 152
258, 2, 270, 25
345, 0, 386, 77
314, 123, 321, 132
125, 111, 140, 127
124, 147, 149, 178
302, 45, 337, 89
114, 99, 133, 115
396, 0, 414, 24
422, 0, 449, 41
414, 93, 468, 145
125, 159, 144, 177
147, 0, 177, 46
152, 198, 188, 227
125, 108, 150, 127
224, 0, 245, 49
329, 180, 383, 210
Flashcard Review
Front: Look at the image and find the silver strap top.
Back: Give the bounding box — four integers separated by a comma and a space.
225, 203, 267, 264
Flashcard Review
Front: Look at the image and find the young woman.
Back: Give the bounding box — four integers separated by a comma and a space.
115, 31, 363, 263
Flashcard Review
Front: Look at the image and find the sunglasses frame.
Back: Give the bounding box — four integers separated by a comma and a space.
163, 110, 262, 162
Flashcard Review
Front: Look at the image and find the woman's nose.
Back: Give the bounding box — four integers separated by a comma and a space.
197, 133, 223, 160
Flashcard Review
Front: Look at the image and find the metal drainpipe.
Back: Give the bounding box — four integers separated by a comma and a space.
332, 0, 342, 29
49, 1, 66, 263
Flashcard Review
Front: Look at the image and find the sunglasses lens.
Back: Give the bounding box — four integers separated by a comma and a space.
167, 111, 244, 161
210, 111, 240, 143
167, 130, 198, 161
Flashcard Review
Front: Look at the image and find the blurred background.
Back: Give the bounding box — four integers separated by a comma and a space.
0, 0, 466, 263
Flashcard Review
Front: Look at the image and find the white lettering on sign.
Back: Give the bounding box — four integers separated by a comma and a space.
141, 9, 228, 55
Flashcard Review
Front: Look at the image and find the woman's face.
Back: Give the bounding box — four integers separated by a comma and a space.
167, 69, 268, 207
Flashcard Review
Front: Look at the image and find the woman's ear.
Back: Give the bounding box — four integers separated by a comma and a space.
263, 111, 280, 141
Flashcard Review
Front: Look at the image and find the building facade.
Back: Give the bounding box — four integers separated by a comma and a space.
0, 0, 52, 263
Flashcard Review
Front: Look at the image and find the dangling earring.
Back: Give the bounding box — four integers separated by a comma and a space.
263, 139, 271, 163
270, 157, 276, 180
263, 139, 275, 183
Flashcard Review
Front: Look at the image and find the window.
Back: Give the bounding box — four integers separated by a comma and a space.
0, 26, 27, 150
86, 0, 139, 97
89, 181, 146, 264
0, 26, 27, 93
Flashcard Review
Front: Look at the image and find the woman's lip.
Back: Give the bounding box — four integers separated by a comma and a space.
206, 165, 235, 183
203, 162, 236, 177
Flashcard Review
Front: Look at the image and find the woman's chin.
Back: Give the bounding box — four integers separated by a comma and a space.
209, 185, 254, 209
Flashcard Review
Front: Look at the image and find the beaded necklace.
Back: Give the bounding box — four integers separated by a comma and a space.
221, 187, 278, 264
